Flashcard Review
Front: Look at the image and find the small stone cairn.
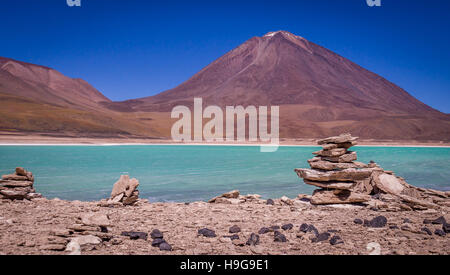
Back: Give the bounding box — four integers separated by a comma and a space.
295, 134, 450, 211
0, 167, 42, 200
99, 175, 140, 206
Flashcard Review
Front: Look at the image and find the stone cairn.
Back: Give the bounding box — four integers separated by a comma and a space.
0, 167, 42, 200
99, 175, 140, 207
295, 134, 450, 211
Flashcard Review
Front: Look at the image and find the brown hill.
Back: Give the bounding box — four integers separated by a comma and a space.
114, 31, 450, 141
0, 57, 167, 138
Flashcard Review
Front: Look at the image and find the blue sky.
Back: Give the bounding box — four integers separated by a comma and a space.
1, 0, 449, 113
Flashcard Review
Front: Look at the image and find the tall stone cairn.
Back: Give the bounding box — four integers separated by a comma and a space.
0, 167, 42, 200
295, 134, 450, 211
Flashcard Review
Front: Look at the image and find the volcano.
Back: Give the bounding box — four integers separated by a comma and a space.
111, 31, 449, 140
1, 31, 449, 141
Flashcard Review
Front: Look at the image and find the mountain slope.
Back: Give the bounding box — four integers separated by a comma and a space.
113, 31, 449, 140
0, 57, 110, 111
0, 57, 168, 138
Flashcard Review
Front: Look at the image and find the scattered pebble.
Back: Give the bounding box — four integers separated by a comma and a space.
311, 232, 330, 243
159, 242, 172, 251
258, 227, 270, 234
364, 216, 387, 228
266, 199, 274, 205
229, 225, 241, 234
152, 238, 165, 247
274, 231, 287, 242
121, 231, 148, 240
421, 227, 432, 236
354, 219, 363, 225
198, 228, 216, 238
281, 224, 293, 231
246, 233, 260, 246
299, 223, 309, 233
150, 229, 163, 239
434, 229, 446, 237
329, 235, 344, 246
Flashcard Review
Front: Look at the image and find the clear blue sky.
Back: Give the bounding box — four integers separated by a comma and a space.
1, 0, 449, 113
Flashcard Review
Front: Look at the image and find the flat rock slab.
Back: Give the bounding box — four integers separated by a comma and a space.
313, 148, 347, 157
317, 134, 358, 145
310, 189, 371, 205
80, 213, 111, 227
308, 160, 366, 171
295, 168, 372, 182
303, 180, 354, 190
322, 152, 358, 163
0, 180, 33, 188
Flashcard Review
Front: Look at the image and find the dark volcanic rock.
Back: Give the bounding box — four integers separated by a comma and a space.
152, 238, 166, 247
258, 227, 270, 234
389, 225, 399, 230
121, 231, 148, 240
354, 219, 363, 225
223, 234, 240, 240
443, 223, 450, 234
434, 229, 446, 237
364, 216, 387, 228
281, 224, 293, 231
150, 229, 163, 239
311, 232, 330, 243
421, 227, 433, 236
403, 218, 412, 224
246, 233, 260, 246
274, 231, 287, 242
159, 242, 172, 251
299, 223, 309, 233
431, 216, 447, 225
270, 225, 280, 231
329, 235, 344, 245
198, 228, 216, 238
307, 225, 319, 236
229, 225, 241, 234
266, 199, 274, 205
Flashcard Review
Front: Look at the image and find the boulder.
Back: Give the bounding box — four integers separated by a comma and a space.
310, 189, 371, 205
110, 175, 139, 198
371, 172, 405, 195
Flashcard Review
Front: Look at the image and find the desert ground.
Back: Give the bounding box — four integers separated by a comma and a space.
0, 195, 449, 255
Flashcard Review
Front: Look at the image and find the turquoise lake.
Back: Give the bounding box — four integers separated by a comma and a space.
0, 145, 449, 202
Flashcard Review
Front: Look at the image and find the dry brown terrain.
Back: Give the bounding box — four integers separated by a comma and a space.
1, 31, 449, 141
0, 197, 449, 255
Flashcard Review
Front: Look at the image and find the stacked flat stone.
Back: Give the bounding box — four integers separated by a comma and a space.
0, 167, 42, 200
295, 134, 374, 205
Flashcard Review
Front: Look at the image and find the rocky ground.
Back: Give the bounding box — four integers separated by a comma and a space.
0, 195, 448, 255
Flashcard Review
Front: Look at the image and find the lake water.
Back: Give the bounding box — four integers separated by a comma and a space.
0, 145, 449, 202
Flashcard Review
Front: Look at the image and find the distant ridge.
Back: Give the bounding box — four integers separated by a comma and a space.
1, 31, 449, 141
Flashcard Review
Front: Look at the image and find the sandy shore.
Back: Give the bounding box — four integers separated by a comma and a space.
0, 133, 449, 147
0, 196, 449, 255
